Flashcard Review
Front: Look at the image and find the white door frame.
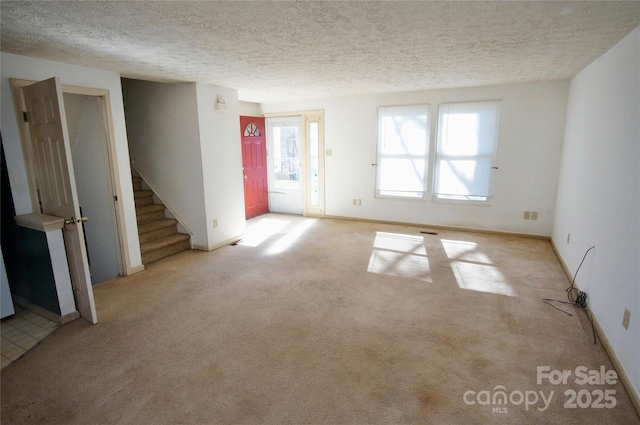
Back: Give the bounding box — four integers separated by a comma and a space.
10, 79, 132, 276
263, 110, 325, 217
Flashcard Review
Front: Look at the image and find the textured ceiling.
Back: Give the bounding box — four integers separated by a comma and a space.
1, 1, 639, 103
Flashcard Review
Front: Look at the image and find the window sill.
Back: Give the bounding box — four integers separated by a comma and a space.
374, 194, 428, 202
431, 196, 493, 207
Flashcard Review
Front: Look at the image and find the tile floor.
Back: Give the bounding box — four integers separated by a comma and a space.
1, 306, 59, 369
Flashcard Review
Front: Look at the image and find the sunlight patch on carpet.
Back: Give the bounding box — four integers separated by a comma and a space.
451, 262, 516, 297
440, 239, 492, 264
367, 232, 432, 282
266, 218, 317, 255
239, 218, 290, 247
440, 239, 516, 296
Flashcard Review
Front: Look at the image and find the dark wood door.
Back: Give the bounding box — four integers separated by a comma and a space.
240, 116, 269, 219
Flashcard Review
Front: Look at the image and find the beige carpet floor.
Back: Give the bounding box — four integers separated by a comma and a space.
1, 214, 638, 424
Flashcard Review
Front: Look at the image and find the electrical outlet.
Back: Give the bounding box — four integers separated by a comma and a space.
326, 149, 333, 156
353, 199, 358, 206
213, 219, 218, 228
524, 211, 531, 220
622, 308, 631, 330
531, 211, 538, 220
567, 233, 571, 244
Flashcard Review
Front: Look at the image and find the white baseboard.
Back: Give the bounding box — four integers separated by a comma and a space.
590, 312, 640, 417
193, 234, 244, 252
550, 238, 640, 418
126, 264, 145, 276
324, 214, 550, 239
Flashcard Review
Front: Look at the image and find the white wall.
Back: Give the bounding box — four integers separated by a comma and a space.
195, 83, 246, 249
122, 80, 208, 248
0, 53, 142, 272
261, 81, 569, 236
239, 101, 263, 117
553, 26, 640, 400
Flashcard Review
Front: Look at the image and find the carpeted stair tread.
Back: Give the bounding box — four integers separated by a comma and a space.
138, 218, 178, 234
136, 204, 165, 216
140, 233, 190, 254
132, 176, 142, 183
134, 190, 154, 199
134, 190, 154, 207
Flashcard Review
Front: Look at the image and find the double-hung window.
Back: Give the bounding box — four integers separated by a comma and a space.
434, 101, 500, 202
375, 105, 430, 199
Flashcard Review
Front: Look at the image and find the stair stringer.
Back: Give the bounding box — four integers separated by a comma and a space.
131, 164, 193, 249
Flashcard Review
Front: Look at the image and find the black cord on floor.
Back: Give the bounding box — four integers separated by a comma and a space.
541, 298, 574, 316
567, 245, 596, 308
567, 287, 588, 308
541, 245, 596, 344
541, 298, 597, 344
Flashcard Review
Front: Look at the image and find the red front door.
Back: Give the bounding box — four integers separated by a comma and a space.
240, 116, 269, 219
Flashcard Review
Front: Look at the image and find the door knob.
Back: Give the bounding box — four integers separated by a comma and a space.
64, 217, 75, 225
79, 216, 88, 223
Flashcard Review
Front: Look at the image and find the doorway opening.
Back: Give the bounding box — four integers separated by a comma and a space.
241, 111, 324, 219
264, 111, 325, 217
267, 116, 303, 215
9, 78, 132, 324
62, 93, 122, 284
11, 79, 126, 285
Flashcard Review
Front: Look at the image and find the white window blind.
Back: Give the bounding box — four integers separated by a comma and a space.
435, 101, 500, 202
376, 105, 430, 198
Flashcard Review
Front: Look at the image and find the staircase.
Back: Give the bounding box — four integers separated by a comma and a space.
133, 176, 190, 264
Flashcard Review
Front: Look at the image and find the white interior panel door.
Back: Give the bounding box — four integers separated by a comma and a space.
23, 77, 98, 324
267, 116, 303, 214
